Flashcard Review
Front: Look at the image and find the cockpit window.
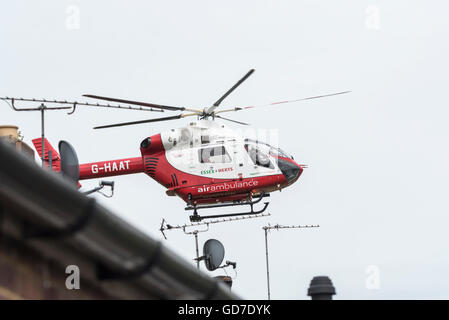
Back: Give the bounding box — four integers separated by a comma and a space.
245, 144, 274, 169
244, 139, 293, 159
198, 146, 231, 163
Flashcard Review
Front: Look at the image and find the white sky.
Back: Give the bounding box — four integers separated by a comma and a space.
1, 0, 449, 299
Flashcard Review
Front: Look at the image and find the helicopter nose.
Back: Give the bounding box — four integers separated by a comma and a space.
278, 158, 302, 183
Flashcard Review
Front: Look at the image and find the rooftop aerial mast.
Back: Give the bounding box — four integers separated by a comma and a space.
263, 223, 320, 300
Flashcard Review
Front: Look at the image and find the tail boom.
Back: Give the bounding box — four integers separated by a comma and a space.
79, 157, 144, 180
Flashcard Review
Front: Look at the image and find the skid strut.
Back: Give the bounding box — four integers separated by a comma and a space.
185, 193, 270, 222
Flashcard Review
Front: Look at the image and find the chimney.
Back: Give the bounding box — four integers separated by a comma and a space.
214, 275, 233, 289
0, 125, 35, 158
307, 276, 336, 300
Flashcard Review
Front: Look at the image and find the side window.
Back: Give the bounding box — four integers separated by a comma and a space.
245, 144, 274, 169
198, 146, 232, 163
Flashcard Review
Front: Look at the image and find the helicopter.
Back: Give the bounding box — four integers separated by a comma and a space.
3, 69, 349, 221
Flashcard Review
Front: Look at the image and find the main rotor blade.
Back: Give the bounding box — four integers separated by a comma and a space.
206, 69, 255, 114
241, 91, 351, 110
94, 114, 184, 129
84, 94, 186, 112
215, 115, 250, 126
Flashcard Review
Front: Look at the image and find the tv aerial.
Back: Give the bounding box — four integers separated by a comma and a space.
262, 223, 320, 300
0, 96, 162, 166
160, 213, 269, 269
82, 180, 115, 198
159, 213, 271, 239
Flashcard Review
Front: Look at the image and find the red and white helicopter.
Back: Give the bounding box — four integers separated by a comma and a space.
3, 69, 349, 221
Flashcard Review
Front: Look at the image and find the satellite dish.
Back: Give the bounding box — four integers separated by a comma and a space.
58, 140, 79, 185
203, 239, 225, 271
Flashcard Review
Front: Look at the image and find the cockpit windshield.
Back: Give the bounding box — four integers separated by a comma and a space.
244, 139, 293, 160
245, 143, 274, 169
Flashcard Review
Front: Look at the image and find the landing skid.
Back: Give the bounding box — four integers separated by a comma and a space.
185, 193, 270, 222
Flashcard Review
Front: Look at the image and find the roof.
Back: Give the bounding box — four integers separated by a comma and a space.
0, 140, 238, 299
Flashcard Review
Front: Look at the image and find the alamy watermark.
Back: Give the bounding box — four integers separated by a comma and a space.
365, 5, 381, 30
65, 5, 81, 30
365, 265, 381, 290
65, 265, 80, 290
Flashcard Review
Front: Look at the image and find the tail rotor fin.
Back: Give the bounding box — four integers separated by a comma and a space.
31, 138, 80, 187
32, 138, 61, 171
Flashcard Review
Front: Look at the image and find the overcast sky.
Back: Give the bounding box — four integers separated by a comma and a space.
2, 1, 449, 299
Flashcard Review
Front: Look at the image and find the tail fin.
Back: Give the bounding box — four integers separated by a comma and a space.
32, 138, 61, 171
